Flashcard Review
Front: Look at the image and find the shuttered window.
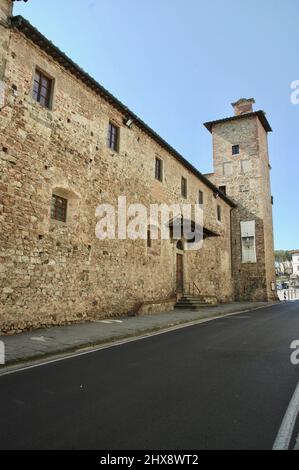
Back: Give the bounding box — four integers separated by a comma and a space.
198, 190, 203, 205
181, 177, 187, 198
33, 70, 53, 108
155, 157, 163, 182
108, 122, 119, 152
51, 194, 67, 223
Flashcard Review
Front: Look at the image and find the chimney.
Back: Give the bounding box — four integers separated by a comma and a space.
231, 98, 255, 116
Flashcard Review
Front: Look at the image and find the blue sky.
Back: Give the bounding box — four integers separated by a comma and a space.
14, 0, 298, 250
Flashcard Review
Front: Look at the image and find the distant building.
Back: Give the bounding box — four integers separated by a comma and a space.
291, 251, 299, 276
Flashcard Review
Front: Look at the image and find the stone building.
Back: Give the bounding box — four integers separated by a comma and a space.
291, 251, 299, 277
0, 0, 277, 333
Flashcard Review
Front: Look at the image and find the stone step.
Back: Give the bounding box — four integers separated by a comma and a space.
182, 296, 209, 301
180, 297, 212, 304
175, 293, 217, 310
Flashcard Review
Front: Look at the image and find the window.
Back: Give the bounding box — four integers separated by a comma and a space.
155, 157, 163, 182
219, 185, 226, 195
33, 69, 53, 108
51, 194, 67, 223
232, 145, 240, 155
107, 122, 119, 152
198, 190, 203, 205
181, 177, 187, 198
217, 205, 221, 222
147, 229, 152, 248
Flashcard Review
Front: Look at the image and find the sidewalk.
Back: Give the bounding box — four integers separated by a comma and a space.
0, 301, 277, 370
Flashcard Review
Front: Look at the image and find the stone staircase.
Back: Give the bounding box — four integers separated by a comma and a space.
175, 294, 217, 310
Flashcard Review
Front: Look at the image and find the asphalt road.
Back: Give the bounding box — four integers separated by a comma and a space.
0, 301, 298, 450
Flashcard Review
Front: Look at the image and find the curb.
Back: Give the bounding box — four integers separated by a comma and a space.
0, 302, 280, 377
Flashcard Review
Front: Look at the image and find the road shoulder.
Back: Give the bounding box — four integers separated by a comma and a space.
0, 301, 279, 374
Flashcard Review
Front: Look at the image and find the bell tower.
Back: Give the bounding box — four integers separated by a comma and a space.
204, 99, 277, 301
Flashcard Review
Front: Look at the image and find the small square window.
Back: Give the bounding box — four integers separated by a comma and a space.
155, 157, 163, 182
219, 185, 226, 195
33, 69, 53, 109
217, 204, 221, 222
232, 145, 240, 155
108, 122, 119, 152
198, 190, 203, 205
51, 194, 67, 223
181, 177, 187, 198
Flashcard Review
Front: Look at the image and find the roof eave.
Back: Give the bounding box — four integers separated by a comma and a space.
204, 111, 273, 134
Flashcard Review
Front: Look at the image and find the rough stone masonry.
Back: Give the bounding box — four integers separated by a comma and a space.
0, 0, 277, 334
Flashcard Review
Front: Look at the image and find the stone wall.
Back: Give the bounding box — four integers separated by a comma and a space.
0, 25, 234, 333
207, 112, 276, 301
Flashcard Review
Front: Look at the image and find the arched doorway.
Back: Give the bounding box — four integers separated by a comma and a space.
176, 240, 184, 294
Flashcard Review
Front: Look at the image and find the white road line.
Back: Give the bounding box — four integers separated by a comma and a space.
273, 381, 299, 450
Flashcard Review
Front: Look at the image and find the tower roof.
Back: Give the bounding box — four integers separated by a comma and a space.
204, 110, 272, 134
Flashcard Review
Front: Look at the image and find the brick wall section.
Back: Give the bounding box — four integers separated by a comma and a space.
0, 25, 234, 333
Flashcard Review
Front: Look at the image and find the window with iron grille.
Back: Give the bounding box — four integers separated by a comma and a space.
232, 145, 240, 155
198, 190, 203, 205
51, 194, 67, 223
33, 69, 53, 108
108, 122, 119, 152
155, 157, 163, 182
181, 177, 187, 198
